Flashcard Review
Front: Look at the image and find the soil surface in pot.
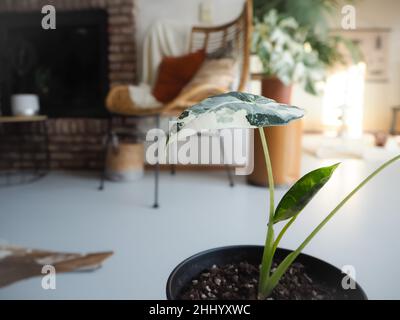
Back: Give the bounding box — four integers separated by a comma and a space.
180, 261, 344, 300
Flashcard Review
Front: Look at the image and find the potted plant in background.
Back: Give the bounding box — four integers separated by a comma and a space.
166, 91, 399, 300
249, 0, 360, 186
8, 38, 41, 117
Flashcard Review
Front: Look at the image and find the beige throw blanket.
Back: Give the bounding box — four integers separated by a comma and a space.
141, 19, 192, 86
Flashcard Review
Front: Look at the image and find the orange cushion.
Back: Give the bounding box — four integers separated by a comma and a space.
152, 50, 206, 103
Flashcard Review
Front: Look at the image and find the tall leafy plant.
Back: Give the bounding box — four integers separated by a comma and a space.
252, 0, 360, 95
169, 92, 400, 299
252, 10, 325, 95
253, 0, 342, 33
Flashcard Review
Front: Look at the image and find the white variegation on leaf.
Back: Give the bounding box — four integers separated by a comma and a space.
168, 92, 304, 143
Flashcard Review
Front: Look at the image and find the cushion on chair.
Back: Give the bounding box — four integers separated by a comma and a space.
181, 58, 237, 94
152, 49, 206, 103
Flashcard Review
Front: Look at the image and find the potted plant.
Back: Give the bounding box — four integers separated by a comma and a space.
166, 91, 399, 300
249, 1, 360, 186
7, 38, 41, 116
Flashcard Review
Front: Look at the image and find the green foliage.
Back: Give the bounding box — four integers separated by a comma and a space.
252, 10, 326, 94
252, 0, 360, 95
259, 153, 400, 298
273, 163, 340, 224
253, 0, 342, 33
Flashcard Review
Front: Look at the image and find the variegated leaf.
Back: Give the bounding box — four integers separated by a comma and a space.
168, 92, 304, 143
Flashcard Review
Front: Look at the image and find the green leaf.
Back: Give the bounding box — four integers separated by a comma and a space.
263, 154, 400, 298
273, 163, 340, 224
168, 92, 304, 143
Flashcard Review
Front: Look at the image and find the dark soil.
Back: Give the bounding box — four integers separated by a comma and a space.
179, 261, 341, 300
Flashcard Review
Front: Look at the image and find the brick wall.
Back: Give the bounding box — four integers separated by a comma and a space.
0, 0, 137, 170
0, 118, 138, 170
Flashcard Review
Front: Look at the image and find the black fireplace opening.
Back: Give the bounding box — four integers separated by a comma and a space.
0, 10, 109, 117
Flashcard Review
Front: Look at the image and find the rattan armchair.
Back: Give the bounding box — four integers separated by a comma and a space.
100, 0, 252, 208
106, 0, 252, 116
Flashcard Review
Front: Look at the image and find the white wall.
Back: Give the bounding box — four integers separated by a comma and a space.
135, 0, 245, 78
353, 0, 400, 132
293, 0, 400, 132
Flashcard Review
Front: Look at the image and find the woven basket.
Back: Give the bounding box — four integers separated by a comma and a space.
106, 142, 144, 182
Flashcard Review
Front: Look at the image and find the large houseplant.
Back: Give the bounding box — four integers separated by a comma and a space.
166, 92, 399, 300
252, 0, 359, 95
249, 1, 359, 186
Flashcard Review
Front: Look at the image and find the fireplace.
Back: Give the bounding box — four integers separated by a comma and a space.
0, 10, 109, 117
0, 0, 137, 170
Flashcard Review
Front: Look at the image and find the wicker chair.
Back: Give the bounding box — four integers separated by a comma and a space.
100, 0, 252, 208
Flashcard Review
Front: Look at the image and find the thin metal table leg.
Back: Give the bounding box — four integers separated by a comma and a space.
18, 122, 24, 184
33, 122, 39, 176
44, 119, 50, 176
0, 123, 11, 186
99, 117, 112, 191
153, 115, 160, 208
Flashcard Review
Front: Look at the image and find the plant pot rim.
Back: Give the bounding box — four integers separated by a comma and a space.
166, 245, 368, 300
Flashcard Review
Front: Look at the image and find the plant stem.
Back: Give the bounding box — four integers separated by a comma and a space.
272, 214, 298, 255
263, 154, 400, 296
257, 127, 276, 298
259, 129, 275, 222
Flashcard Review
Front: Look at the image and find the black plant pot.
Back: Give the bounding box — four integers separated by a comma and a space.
166, 245, 367, 300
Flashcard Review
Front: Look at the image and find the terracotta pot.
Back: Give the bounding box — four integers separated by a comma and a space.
247, 77, 303, 186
